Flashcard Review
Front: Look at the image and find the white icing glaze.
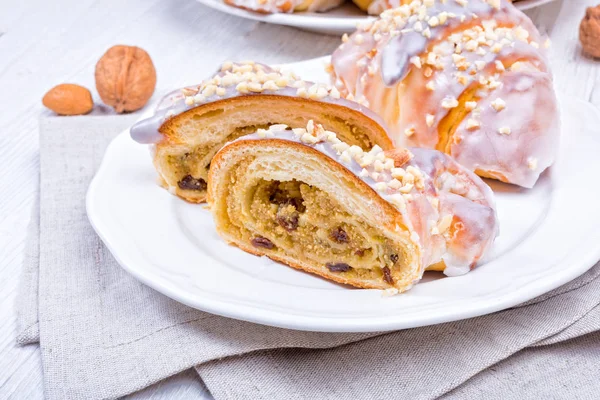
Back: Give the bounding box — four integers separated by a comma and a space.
228, 122, 498, 275
330, 0, 559, 188
449, 69, 559, 187
130, 61, 388, 145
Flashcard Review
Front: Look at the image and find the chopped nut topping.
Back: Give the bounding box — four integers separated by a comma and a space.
391, 168, 406, 179
436, 214, 454, 234
527, 157, 538, 170
466, 118, 480, 130
442, 96, 459, 109
410, 56, 422, 69
180, 61, 351, 110
426, 114, 435, 127
491, 98, 506, 111
388, 178, 402, 189
375, 182, 388, 192
498, 126, 511, 135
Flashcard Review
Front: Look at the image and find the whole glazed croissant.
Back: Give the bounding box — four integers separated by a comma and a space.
330, 0, 560, 188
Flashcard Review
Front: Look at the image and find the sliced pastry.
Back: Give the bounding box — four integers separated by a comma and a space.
330, 0, 560, 188
207, 121, 498, 291
130, 61, 393, 203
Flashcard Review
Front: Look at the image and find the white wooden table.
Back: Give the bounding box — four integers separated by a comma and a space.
0, 0, 597, 398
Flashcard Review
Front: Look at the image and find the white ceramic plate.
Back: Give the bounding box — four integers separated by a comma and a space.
196, 0, 559, 35
87, 57, 600, 333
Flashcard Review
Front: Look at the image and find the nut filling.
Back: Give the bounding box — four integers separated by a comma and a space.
164, 124, 275, 194
229, 178, 408, 286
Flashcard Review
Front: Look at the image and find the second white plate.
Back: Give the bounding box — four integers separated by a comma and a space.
197, 0, 559, 35
87, 57, 600, 333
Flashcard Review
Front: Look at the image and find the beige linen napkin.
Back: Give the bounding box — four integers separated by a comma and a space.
16, 115, 600, 400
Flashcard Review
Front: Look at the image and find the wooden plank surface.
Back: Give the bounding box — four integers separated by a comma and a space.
0, 0, 596, 398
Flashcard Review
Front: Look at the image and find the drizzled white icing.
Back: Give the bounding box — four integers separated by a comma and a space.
230, 121, 498, 275
130, 61, 387, 145
330, 0, 560, 188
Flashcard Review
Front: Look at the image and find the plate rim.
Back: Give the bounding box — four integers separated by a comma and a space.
87, 92, 600, 332
86, 57, 600, 332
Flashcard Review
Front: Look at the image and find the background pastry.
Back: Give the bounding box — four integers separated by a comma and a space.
223, 0, 344, 14
330, 0, 560, 188
222, 0, 524, 15
208, 121, 498, 291
354, 0, 523, 16
131, 61, 393, 203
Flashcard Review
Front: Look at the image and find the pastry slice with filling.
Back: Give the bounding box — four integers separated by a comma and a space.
207, 122, 498, 291
130, 61, 392, 203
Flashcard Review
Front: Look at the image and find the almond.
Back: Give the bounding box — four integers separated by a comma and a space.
42, 84, 94, 115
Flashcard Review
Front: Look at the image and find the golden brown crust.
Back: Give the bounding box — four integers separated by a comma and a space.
159, 95, 393, 148
155, 94, 394, 204
225, 240, 389, 289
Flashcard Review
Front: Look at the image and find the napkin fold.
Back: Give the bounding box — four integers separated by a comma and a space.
16, 115, 600, 400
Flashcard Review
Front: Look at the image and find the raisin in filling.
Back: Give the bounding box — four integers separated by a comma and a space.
331, 227, 349, 243
276, 204, 299, 232
178, 175, 207, 191
326, 262, 352, 272
252, 236, 275, 249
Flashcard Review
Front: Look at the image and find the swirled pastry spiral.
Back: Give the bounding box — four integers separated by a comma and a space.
130, 61, 393, 203
207, 121, 498, 290
330, 0, 560, 188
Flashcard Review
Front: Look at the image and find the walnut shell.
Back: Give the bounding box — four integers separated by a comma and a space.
95, 45, 156, 113
42, 84, 93, 115
580, 6, 600, 58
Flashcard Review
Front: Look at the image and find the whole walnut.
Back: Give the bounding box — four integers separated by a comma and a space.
580, 5, 600, 58
95, 45, 156, 113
